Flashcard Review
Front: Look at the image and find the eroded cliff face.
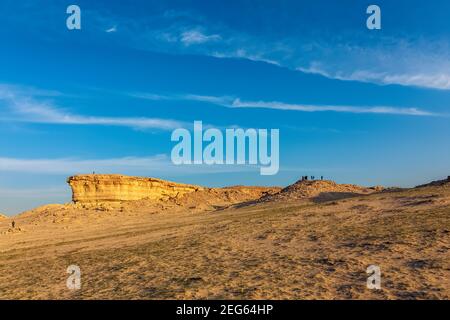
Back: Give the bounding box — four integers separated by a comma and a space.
67, 174, 203, 203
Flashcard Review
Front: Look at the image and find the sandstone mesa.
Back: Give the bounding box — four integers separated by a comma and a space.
67, 174, 203, 204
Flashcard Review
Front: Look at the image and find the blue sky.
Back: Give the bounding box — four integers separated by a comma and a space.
1, 0, 450, 215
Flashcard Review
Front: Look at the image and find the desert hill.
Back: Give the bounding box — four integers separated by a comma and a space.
0, 213, 6, 219
171, 185, 280, 211
258, 179, 383, 203
0, 175, 449, 299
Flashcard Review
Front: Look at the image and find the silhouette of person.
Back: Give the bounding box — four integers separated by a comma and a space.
11, 221, 15, 229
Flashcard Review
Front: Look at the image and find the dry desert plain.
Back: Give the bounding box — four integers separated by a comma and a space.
0, 175, 449, 299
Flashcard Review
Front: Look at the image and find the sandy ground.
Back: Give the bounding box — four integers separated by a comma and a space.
0, 184, 449, 299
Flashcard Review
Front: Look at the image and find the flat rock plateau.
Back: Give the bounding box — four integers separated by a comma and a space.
0, 175, 449, 299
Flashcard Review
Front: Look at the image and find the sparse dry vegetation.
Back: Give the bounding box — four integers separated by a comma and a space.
0, 178, 449, 299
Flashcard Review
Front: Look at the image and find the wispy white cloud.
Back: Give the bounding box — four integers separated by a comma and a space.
212, 38, 450, 90
298, 63, 450, 91
0, 155, 260, 175
129, 92, 172, 101
0, 155, 170, 174
105, 8, 450, 91
130, 92, 233, 106
0, 84, 188, 130
211, 50, 281, 66
216, 36, 450, 90
180, 30, 221, 46
229, 99, 437, 116
105, 25, 117, 33
182, 94, 233, 105
131, 91, 437, 116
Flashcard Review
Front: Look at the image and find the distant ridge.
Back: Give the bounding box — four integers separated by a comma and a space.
416, 176, 450, 188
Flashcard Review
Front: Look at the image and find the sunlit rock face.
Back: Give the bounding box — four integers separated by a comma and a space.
67, 174, 203, 203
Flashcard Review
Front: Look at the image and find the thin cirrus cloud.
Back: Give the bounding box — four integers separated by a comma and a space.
0, 84, 188, 130
180, 30, 221, 46
0, 155, 260, 175
105, 25, 117, 33
68, 5, 450, 90
229, 99, 437, 116
131, 92, 437, 116
297, 65, 450, 91
0, 155, 171, 174
191, 37, 450, 91
112, 8, 450, 91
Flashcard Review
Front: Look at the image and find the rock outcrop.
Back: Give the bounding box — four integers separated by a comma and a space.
67, 174, 203, 203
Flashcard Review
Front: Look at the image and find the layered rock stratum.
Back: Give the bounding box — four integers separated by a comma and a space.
67, 174, 204, 203
65, 174, 281, 212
